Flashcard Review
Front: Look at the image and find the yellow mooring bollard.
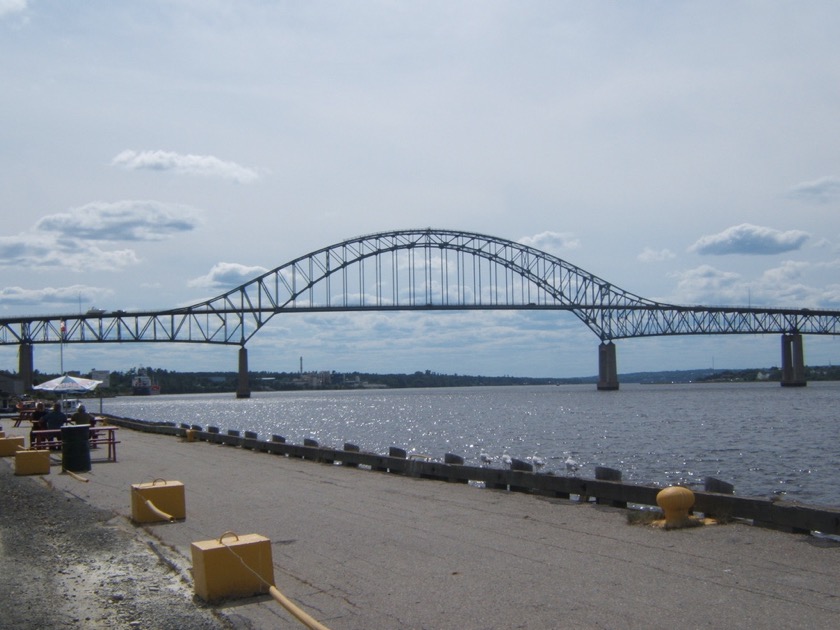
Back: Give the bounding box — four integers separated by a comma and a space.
130, 479, 186, 523
656, 486, 696, 529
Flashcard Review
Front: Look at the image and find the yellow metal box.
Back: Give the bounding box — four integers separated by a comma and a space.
191, 532, 274, 602
0, 436, 25, 457
15, 449, 50, 475
130, 479, 186, 523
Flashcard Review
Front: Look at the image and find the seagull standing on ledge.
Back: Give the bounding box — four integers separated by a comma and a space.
565, 455, 579, 475
501, 453, 513, 468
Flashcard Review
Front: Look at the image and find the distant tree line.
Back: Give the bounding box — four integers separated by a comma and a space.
333, 370, 562, 389
697, 365, 840, 383
15, 367, 561, 396
6, 364, 840, 398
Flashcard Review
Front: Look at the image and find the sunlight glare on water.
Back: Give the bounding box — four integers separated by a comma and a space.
101, 382, 840, 507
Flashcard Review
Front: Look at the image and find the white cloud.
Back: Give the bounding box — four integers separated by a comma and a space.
188, 262, 269, 289
0, 200, 197, 273
758, 260, 809, 285
0, 231, 140, 272
785, 176, 840, 204
668, 260, 832, 308
35, 200, 203, 242
688, 224, 809, 256
638, 247, 676, 263
0, 284, 112, 307
112, 150, 261, 184
0, 233, 54, 265
750, 260, 826, 306
669, 265, 743, 305
518, 231, 580, 256
63, 246, 141, 273
820, 285, 840, 306
0, 0, 26, 19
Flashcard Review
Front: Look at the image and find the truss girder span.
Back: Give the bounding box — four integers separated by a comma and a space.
601, 308, 840, 340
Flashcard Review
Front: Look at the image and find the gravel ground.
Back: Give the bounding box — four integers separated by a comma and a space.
0, 469, 237, 630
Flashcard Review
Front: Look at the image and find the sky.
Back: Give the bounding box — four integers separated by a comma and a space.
2, 0, 840, 379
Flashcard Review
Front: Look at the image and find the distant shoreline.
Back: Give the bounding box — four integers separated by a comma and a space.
5, 364, 839, 399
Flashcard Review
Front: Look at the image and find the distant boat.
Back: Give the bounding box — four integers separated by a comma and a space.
59, 398, 84, 413
132, 373, 160, 395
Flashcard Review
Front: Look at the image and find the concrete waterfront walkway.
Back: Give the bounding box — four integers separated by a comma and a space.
3, 420, 840, 629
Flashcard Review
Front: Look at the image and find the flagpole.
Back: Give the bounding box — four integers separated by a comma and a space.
60, 320, 66, 374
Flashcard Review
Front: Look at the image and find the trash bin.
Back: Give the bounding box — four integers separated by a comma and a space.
61, 424, 91, 473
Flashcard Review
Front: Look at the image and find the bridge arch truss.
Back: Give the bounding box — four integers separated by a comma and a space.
2, 228, 840, 349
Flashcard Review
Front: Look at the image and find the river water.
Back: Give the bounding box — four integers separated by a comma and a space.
98, 382, 840, 508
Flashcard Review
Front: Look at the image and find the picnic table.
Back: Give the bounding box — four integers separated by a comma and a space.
14, 409, 33, 428
30, 425, 120, 463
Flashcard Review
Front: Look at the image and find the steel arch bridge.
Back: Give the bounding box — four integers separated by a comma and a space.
3, 228, 839, 392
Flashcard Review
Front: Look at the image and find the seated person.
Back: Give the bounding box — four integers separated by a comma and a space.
41, 403, 68, 449
43, 403, 67, 429
70, 404, 99, 441
70, 404, 94, 426
31, 401, 47, 427
28, 402, 47, 447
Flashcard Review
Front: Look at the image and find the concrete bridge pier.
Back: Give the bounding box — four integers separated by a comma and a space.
780, 333, 807, 387
597, 341, 619, 391
19, 342, 33, 392
236, 346, 251, 398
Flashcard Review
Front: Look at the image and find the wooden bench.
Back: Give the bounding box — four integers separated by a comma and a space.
31, 426, 120, 463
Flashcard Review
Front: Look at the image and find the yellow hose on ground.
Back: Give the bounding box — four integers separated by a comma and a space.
142, 498, 176, 522
64, 470, 89, 483
269, 586, 332, 630
218, 535, 332, 630
130, 486, 177, 522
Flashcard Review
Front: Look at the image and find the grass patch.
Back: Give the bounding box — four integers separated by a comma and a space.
627, 509, 663, 525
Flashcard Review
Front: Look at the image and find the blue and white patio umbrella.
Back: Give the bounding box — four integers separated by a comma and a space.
33, 375, 102, 394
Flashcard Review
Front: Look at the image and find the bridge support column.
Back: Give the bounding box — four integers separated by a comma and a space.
19, 342, 33, 392
236, 347, 251, 398
597, 342, 619, 391
780, 333, 807, 387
